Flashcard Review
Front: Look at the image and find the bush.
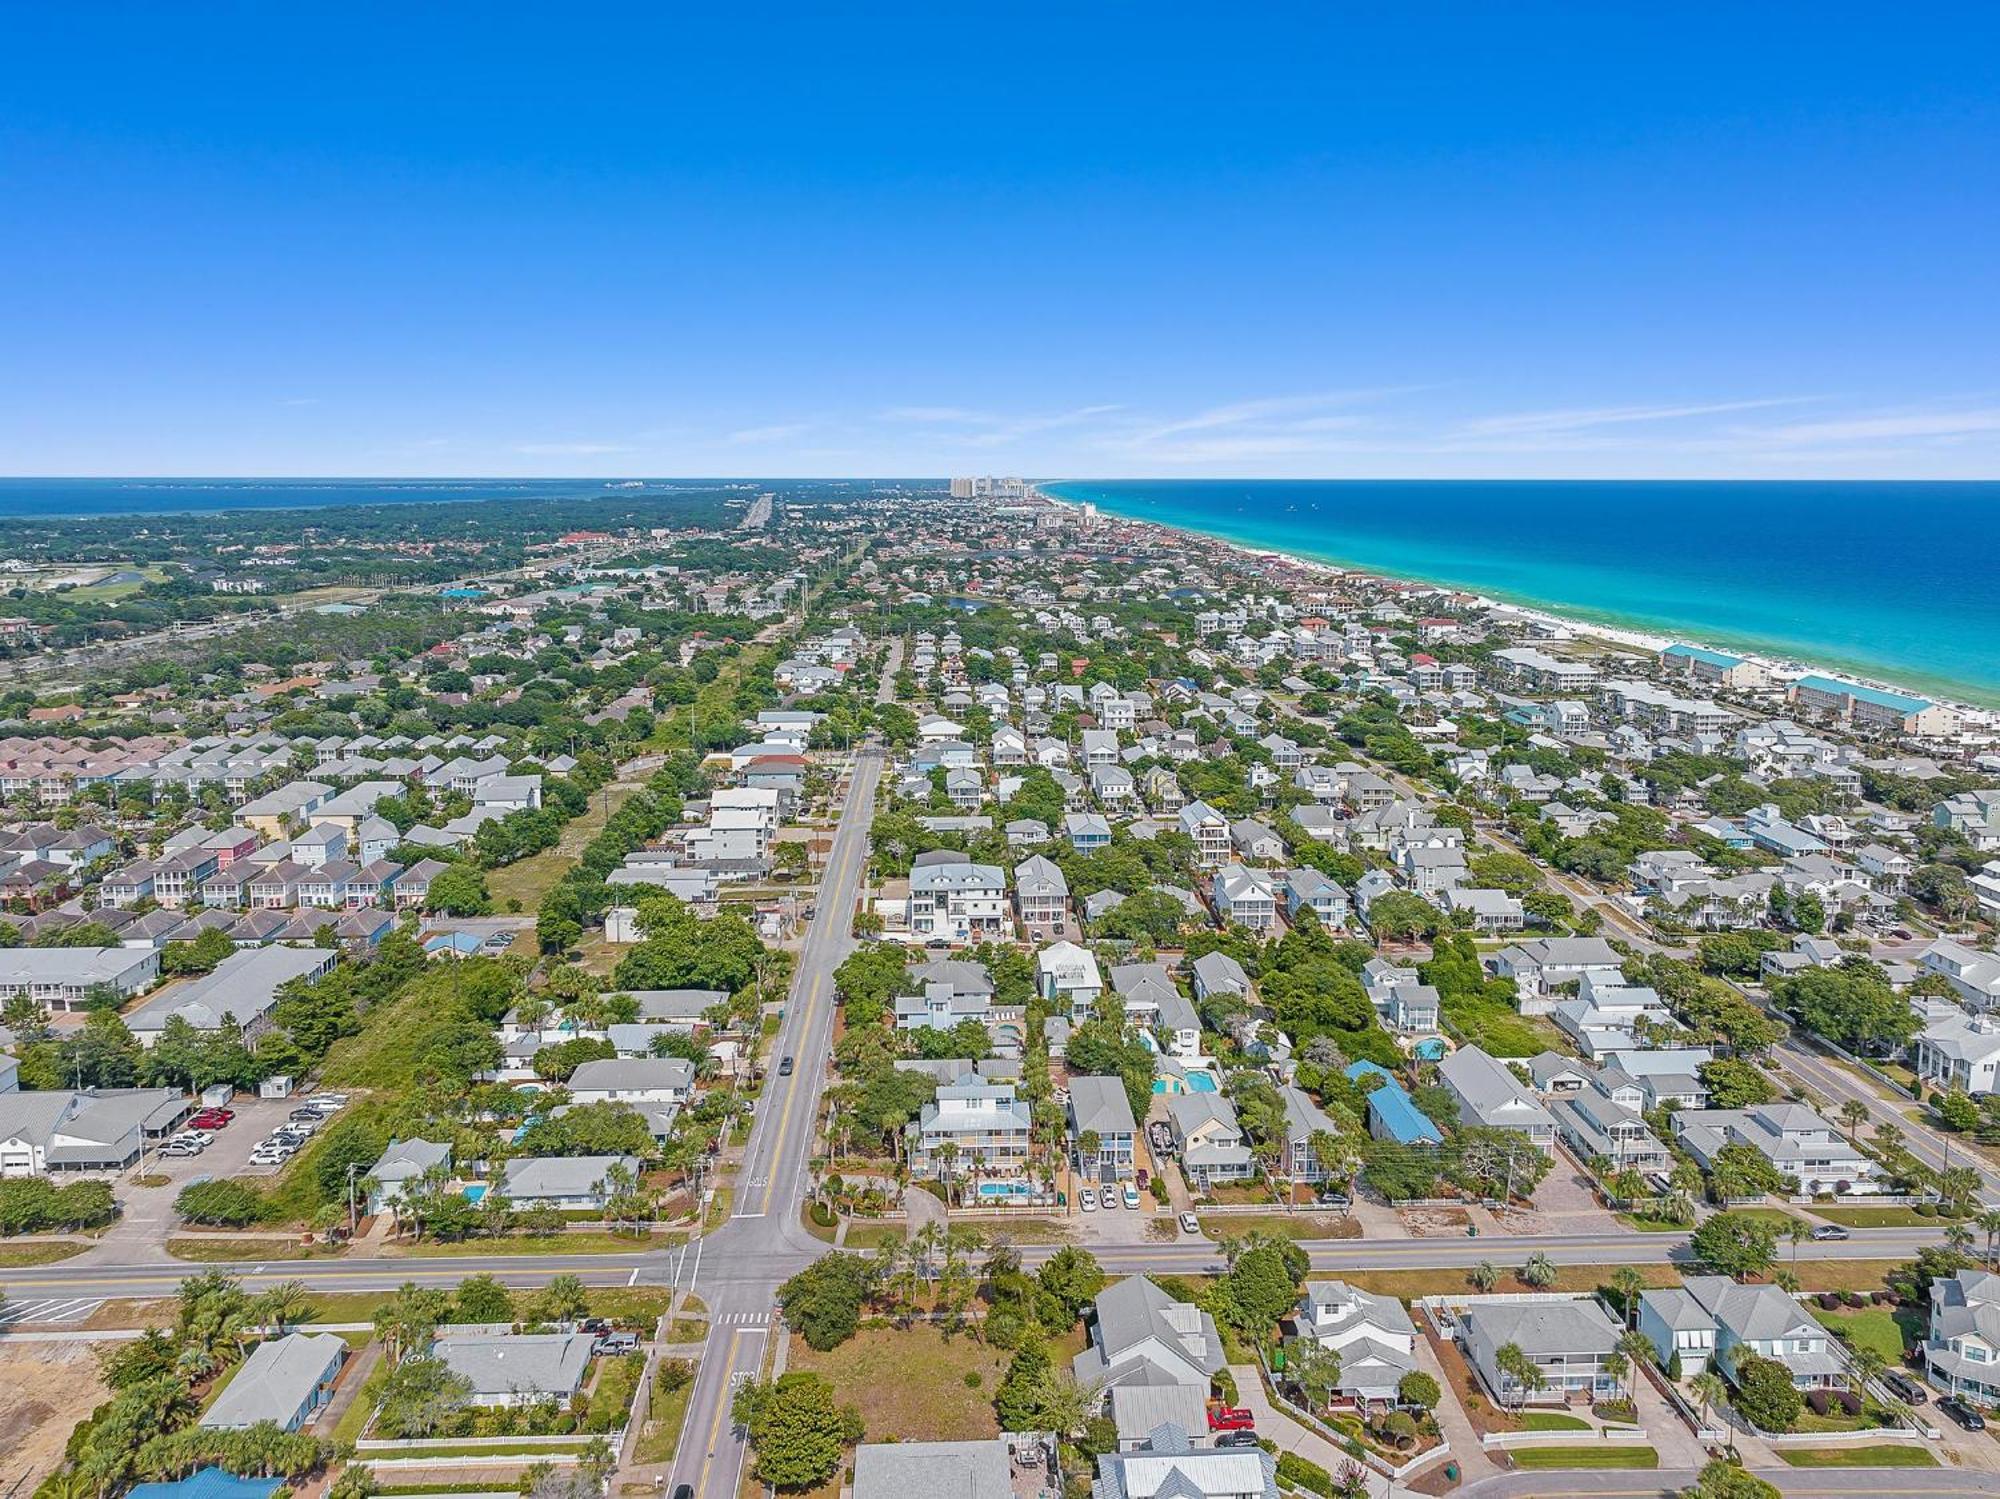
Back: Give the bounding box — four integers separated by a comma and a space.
1916, 1201, 1937, 1217
1275, 1452, 1334, 1497
1842, 1291, 1865, 1308
1817, 1292, 1842, 1310
1836, 1391, 1863, 1416
1806, 1390, 1831, 1415
175, 1178, 270, 1228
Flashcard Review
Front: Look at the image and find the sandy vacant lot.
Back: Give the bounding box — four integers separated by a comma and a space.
0, 1341, 109, 1493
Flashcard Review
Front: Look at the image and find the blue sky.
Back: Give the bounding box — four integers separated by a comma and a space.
3, 3, 1998, 478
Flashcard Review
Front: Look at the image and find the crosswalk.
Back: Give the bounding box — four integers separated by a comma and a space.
0, 1295, 105, 1326
714, 1311, 770, 1328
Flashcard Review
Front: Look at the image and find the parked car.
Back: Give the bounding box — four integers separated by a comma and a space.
1882, 1370, 1928, 1405
159, 1140, 203, 1158
1810, 1223, 1850, 1241
1121, 1183, 1140, 1209
597, 1331, 641, 1355
1941, 1397, 1986, 1430
1215, 1431, 1261, 1449
1179, 1212, 1200, 1235
1205, 1403, 1255, 1432
290, 1108, 326, 1123
188, 1110, 232, 1129
1080, 1190, 1097, 1212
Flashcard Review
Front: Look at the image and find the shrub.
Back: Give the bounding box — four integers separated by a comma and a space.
1836, 1390, 1863, 1415
1805, 1390, 1831, 1415
1275, 1452, 1334, 1497
1842, 1291, 1865, 1308
1817, 1292, 1842, 1310
175, 1178, 269, 1228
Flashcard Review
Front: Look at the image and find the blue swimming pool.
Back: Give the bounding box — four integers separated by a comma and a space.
462, 1184, 487, 1203
1186, 1071, 1219, 1093
977, 1180, 1032, 1201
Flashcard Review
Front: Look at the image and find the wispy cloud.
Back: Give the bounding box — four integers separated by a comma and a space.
513, 441, 637, 456
1751, 406, 2000, 445
1460, 397, 1813, 438
878, 405, 988, 423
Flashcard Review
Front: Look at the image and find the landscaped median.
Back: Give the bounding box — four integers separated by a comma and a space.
1776, 1443, 1937, 1467
1505, 1445, 1659, 1469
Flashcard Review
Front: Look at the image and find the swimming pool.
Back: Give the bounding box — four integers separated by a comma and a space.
462, 1184, 488, 1203
977, 1180, 1032, 1202
1186, 1071, 1219, 1093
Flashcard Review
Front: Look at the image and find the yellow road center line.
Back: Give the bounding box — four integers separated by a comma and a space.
695, 1328, 742, 1496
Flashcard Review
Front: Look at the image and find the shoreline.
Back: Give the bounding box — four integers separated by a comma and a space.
1036, 483, 2000, 717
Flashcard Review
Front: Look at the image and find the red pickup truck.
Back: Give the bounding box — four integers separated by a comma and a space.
1205, 1404, 1255, 1432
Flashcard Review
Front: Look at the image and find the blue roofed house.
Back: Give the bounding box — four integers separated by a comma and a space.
1346, 1060, 1443, 1147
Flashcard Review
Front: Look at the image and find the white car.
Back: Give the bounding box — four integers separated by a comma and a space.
1079, 1189, 1097, 1212
1122, 1184, 1141, 1209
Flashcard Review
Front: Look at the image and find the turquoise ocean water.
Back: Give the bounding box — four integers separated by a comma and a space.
1044, 480, 2000, 706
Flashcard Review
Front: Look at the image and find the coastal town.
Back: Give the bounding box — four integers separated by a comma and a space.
0, 481, 1997, 1499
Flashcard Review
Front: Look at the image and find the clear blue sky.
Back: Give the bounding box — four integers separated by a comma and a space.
4, 4, 1997, 478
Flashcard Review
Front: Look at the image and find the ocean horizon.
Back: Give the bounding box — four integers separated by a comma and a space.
1045, 479, 2000, 708
0, 477, 759, 517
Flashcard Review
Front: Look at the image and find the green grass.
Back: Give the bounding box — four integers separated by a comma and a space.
840, 1222, 907, 1251
1196, 1213, 1358, 1242
1777, 1444, 1936, 1468
391, 1230, 679, 1257
1507, 1445, 1658, 1470
356, 1441, 595, 1459
788, 1324, 1009, 1442
1811, 1204, 1956, 1229
1517, 1411, 1592, 1431
1443, 991, 1565, 1059
1615, 1212, 1694, 1233
632, 1361, 698, 1465
168, 1236, 338, 1262
0, 1239, 89, 1266
1809, 1304, 1923, 1364
1729, 1207, 1809, 1231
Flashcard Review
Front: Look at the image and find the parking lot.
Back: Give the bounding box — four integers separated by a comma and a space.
150, 1091, 327, 1183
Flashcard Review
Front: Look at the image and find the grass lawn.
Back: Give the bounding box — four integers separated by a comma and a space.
387, 1230, 679, 1257
1507, 1445, 1658, 1469
1730, 1207, 1809, 1232
981, 1218, 1075, 1245
0, 1239, 89, 1266
1516, 1412, 1592, 1431
788, 1324, 1009, 1442
1443, 992, 1565, 1058
360, 1441, 594, 1459
632, 1361, 698, 1465
1778, 1444, 1936, 1468
1615, 1212, 1694, 1233
1334, 1261, 1907, 1304
841, 1222, 907, 1251
486, 777, 645, 914
1810, 1304, 1924, 1364
168, 1236, 337, 1262
1197, 1213, 1358, 1242
1811, 1204, 1958, 1229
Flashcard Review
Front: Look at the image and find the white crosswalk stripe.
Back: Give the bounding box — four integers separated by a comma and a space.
718, 1311, 769, 1326
0, 1296, 104, 1325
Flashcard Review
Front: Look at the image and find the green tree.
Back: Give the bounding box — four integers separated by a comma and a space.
731, 1373, 862, 1490
452, 1274, 515, 1323
1729, 1353, 1802, 1433
778, 1254, 875, 1352
1689, 1212, 1780, 1280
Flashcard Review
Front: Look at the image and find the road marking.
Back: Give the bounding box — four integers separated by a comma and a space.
693, 1328, 742, 1493
0, 1296, 103, 1325
627, 1268, 638, 1287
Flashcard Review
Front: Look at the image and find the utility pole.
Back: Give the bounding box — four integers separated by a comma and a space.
347, 1162, 360, 1238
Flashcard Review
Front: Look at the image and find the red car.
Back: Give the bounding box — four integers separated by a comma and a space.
1206, 1404, 1255, 1432
188, 1110, 233, 1129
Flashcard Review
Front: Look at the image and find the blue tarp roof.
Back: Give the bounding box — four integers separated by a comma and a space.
130, 1471, 281, 1499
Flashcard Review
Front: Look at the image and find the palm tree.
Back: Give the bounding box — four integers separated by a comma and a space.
1977, 1208, 2000, 1267
1602, 1351, 1629, 1408
1468, 1261, 1499, 1292
1871, 1121, 1904, 1158
1850, 1345, 1888, 1401
1837, 1098, 1869, 1143
1494, 1342, 1546, 1411
1616, 1330, 1654, 1405
1611, 1267, 1646, 1329
1689, 1370, 1728, 1431
256, 1279, 314, 1334
1520, 1251, 1557, 1288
